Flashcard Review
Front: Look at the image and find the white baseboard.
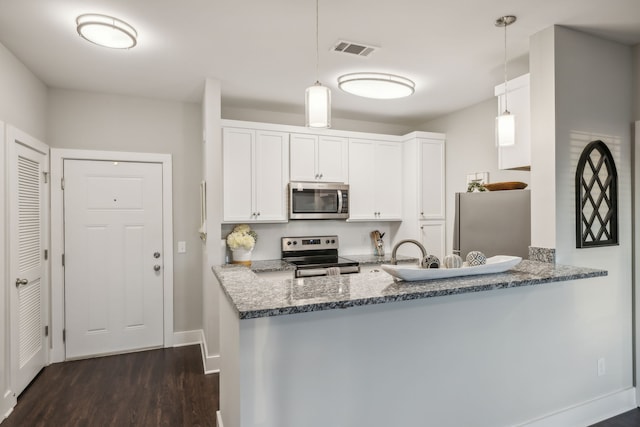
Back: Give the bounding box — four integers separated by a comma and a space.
200, 330, 220, 374
518, 387, 637, 427
172, 329, 203, 347
1, 390, 16, 422
216, 410, 224, 427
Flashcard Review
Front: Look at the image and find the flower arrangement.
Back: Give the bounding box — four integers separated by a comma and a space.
226, 224, 258, 251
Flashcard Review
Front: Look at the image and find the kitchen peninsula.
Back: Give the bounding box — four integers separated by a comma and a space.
214, 260, 606, 427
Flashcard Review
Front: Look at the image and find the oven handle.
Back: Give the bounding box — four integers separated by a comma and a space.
337, 189, 343, 214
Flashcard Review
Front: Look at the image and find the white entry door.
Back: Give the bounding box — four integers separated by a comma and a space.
63, 160, 164, 359
8, 127, 49, 397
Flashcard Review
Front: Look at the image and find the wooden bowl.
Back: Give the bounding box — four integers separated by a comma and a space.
483, 181, 528, 191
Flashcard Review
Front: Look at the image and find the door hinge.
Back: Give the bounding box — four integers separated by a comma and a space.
44, 249, 48, 260
62, 253, 65, 266
62, 329, 66, 343
44, 325, 49, 337
43, 171, 49, 184
61, 177, 65, 190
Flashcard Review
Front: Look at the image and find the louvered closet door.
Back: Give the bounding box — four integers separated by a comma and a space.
8, 129, 48, 397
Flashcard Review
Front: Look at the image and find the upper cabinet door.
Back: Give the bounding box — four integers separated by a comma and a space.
348, 139, 377, 220
223, 128, 255, 222
255, 131, 289, 221
419, 138, 445, 220
375, 142, 402, 220
289, 134, 318, 181
317, 136, 348, 183
290, 133, 348, 183
223, 128, 289, 223
495, 73, 530, 170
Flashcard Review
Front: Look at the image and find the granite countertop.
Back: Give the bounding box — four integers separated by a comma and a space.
213, 260, 607, 320
246, 254, 418, 273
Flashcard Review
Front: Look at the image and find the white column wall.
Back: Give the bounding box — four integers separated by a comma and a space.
202, 79, 223, 371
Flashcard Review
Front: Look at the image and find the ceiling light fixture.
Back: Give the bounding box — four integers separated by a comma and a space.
495, 15, 516, 147
76, 14, 137, 49
338, 72, 415, 99
305, 0, 331, 128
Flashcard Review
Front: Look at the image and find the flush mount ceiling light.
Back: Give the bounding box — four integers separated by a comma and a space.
495, 15, 516, 147
305, 0, 331, 128
76, 14, 137, 49
337, 73, 415, 99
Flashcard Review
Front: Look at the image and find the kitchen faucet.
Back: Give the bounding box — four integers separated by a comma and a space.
390, 239, 428, 267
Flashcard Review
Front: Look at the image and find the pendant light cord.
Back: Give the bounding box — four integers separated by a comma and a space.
503, 19, 508, 113
315, 0, 319, 83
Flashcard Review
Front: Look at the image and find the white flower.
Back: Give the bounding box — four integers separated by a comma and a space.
226, 224, 257, 250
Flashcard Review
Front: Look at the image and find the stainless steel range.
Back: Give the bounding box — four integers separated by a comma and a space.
282, 235, 360, 278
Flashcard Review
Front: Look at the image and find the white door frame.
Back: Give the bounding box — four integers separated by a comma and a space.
49, 149, 174, 363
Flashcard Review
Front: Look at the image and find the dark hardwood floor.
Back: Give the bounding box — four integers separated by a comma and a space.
590, 408, 640, 427
1, 345, 219, 427
3, 345, 639, 427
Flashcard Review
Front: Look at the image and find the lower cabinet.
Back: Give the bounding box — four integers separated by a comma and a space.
348, 139, 402, 221
419, 220, 445, 261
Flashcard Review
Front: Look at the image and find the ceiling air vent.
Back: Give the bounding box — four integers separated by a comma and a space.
332, 40, 377, 57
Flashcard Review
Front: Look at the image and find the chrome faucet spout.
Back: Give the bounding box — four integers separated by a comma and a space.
390, 239, 427, 266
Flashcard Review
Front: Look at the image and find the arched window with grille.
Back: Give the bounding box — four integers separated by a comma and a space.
575, 140, 618, 248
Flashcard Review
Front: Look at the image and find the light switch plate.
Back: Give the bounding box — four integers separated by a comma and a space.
178, 241, 186, 253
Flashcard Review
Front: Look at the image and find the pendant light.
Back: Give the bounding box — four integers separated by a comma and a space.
305, 0, 331, 128
495, 15, 516, 147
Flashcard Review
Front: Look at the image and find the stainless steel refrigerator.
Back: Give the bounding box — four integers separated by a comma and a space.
453, 190, 531, 259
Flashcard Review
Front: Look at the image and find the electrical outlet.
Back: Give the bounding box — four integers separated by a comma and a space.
597, 358, 606, 376
178, 241, 187, 254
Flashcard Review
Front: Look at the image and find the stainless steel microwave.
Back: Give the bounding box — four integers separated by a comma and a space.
289, 182, 349, 220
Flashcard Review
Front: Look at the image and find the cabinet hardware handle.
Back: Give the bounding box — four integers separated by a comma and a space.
15, 278, 28, 287
257, 212, 261, 216
319, 173, 323, 179
153, 252, 161, 259
420, 211, 424, 216
154, 265, 161, 272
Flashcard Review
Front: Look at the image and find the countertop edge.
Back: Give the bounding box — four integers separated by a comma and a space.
213, 261, 608, 320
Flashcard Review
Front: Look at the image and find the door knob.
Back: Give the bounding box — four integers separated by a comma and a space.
154, 265, 161, 272
15, 278, 28, 288
153, 252, 161, 259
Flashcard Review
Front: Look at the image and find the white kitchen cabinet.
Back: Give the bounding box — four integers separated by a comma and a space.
223, 128, 289, 223
419, 220, 445, 261
419, 138, 445, 220
495, 73, 530, 170
290, 134, 347, 183
348, 138, 402, 221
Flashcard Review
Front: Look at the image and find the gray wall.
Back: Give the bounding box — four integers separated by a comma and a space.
46, 89, 204, 332
418, 97, 531, 255
0, 43, 47, 140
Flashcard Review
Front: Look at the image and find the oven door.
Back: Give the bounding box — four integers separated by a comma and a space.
289, 182, 349, 219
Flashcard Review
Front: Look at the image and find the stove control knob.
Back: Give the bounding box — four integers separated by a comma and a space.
326, 239, 330, 244
293, 241, 297, 245
332, 239, 336, 243
287, 241, 292, 246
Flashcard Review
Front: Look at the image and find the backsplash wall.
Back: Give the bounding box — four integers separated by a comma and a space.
221, 221, 400, 262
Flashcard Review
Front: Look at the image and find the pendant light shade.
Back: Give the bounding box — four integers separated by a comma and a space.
306, 81, 331, 128
495, 15, 516, 147
305, 0, 331, 128
496, 113, 515, 147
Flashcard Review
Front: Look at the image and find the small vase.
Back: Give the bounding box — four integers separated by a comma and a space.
231, 248, 253, 266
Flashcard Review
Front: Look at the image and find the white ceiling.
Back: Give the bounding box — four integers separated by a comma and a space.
0, 0, 639, 126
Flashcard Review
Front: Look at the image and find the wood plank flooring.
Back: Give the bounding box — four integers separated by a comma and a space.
590, 408, 640, 427
1, 345, 218, 427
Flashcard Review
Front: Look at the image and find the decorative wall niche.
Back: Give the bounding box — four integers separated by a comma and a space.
575, 140, 618, 248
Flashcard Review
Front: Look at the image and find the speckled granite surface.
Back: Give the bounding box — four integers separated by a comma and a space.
213, 260, 607, 320
247, 259, 296, 273
529, 247, 556, 264
341, 254, 418, 265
